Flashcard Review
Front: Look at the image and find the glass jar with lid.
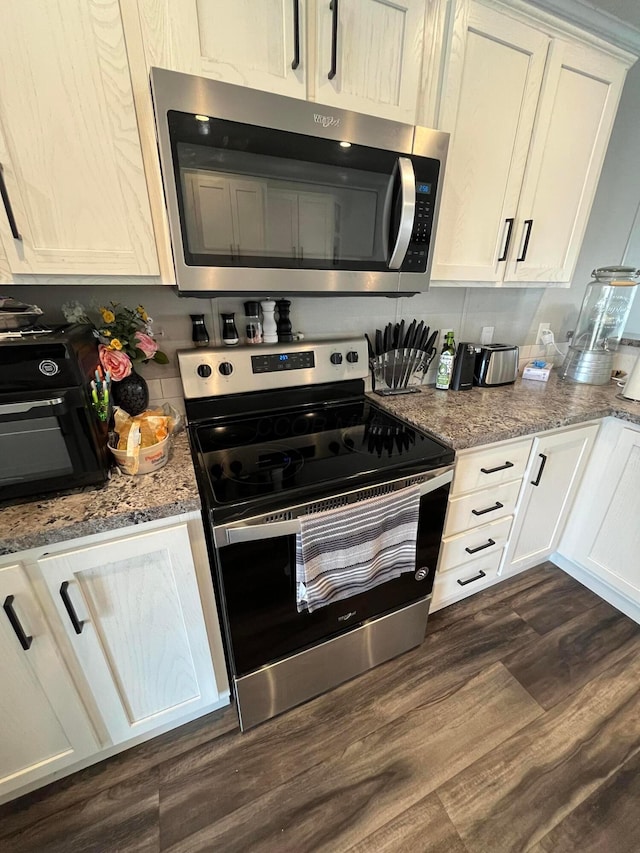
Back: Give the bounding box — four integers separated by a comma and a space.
561, 266, 639, 384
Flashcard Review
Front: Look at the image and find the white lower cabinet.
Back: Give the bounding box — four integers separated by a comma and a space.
559, 419, 640, 608
0, 563, 98, 800
38, 522, 220, 746
0, 513, 228, 804
502, 423, 598, 575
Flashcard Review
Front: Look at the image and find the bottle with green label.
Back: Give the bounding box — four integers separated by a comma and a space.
435, 331, 456, 390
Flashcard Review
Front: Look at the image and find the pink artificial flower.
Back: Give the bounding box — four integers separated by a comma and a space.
99, 345, 132, 381
135, 331, 158, 359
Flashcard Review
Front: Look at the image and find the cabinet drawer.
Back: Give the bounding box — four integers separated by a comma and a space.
431, 549, 503, 610
439, 516, 512, 572
445, 480, 522, 536
453, 439, 533, 495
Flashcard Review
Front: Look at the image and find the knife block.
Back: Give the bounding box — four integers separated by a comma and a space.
370, 349, 435, 395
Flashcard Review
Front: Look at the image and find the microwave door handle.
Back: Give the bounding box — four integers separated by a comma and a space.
387, 157, 416, 270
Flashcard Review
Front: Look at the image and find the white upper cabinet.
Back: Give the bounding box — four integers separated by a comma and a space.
432, 2, 550, 282
314, 0, 427, 122
132, 0, 306, 99
0, 1, 158, 276
504, 40, 628, 283
432, 0, 633, 286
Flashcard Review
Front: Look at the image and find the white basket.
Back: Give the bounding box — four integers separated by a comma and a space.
109, 435, 170, 475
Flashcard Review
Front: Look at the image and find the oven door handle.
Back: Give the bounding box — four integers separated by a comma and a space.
0, 397, 66, 420
216, 466, 453, 547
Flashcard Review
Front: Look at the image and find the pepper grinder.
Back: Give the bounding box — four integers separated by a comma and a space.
261, 299, 278, 343
276, 299, 294, 343
221, 313, 239, 346
190, 314, 210, 347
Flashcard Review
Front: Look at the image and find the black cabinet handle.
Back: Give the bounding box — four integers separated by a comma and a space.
465, 538, 495, 555
0, 163, 21, 240
531, 452, 548, 487
516, 219, 533, 262
291, 0, 301, 70
60, 581, 84, 635
480, 461, 514, 475
328, 0, 339, 80
457, 570, 486, 587
497, 218, 514, 262
472, 501, 504, 517
3, 595, 32, 651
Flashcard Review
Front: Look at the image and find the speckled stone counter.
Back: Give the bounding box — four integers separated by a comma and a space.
371, 372, 640, 451
0, 431, 200, 556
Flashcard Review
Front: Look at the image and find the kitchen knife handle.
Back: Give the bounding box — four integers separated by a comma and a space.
480, 461, 514, 474
0, 162, 21, 240
530, 453, 547, 487
465, 538, 495, 555
291, 0, 301, 70
517, 219, 534, 262
497, 218, 514, 262
60, 581, 85, 635
328, 0, 339, 80
472, 501, 504, 516
3, 595, 33, 651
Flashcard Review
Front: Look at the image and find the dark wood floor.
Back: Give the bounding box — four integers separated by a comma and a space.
2, 561, 640, 852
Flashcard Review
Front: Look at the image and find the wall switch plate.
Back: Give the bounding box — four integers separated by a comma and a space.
536, 322, 551, 345
480, 326, 494, 345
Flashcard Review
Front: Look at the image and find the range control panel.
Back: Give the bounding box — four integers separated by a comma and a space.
178, 337, 368, 399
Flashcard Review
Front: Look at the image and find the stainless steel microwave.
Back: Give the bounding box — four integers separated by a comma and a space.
150, 67, 449, 295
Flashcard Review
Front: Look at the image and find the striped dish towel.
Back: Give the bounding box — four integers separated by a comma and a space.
296, 484, 421, 613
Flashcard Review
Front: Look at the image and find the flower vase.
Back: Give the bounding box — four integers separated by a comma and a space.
112, 368, 149, 416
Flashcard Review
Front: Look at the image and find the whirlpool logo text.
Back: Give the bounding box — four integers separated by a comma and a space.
314, 113, 341, 128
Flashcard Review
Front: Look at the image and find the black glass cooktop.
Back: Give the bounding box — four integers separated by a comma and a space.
193, 399, 454, 522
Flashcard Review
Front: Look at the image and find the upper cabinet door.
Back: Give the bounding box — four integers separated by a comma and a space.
504, 41, 627, 283
314, 0, 427, 122
0, 1, 158, 276
431, 2, 549, 282
134, 0, 306, 98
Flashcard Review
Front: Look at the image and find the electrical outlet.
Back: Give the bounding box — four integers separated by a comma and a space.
536, 323, 551, 345
480, 326, 494, 345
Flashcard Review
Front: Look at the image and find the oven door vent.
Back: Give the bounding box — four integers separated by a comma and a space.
304, 482, 398, 516
263, 510, 294, 523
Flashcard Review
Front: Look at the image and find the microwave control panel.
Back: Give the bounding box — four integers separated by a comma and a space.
401, 182, 433, 272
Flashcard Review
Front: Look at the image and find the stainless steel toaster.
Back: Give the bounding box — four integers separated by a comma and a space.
474, 344, 519, 386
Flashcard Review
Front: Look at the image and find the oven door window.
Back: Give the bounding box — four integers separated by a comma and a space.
168, 111, 438, 272
0, 394, 98, 488
216, 484, 449, 677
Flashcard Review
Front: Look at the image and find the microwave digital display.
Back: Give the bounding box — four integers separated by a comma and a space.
417, 184, 431, 194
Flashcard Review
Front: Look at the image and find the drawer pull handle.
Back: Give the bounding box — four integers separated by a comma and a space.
457, 570, 486, 587
516, 219, 534, 263
291, 0, 301, 70
465, 538, 495, 555
60, 581, 84, 635
530, 453, 548, 487
3, 595, 33, 650
497, 218, 514, 262
328, 0, 339, 80
0, 163, 21, 240
472, 501, 504, 516
480, 461, 514, 474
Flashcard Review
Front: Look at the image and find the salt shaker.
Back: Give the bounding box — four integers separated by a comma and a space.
261, 300, 278, 344
244, 301, 263, 345
190, 314, 210, 347
221, 313, 239, 346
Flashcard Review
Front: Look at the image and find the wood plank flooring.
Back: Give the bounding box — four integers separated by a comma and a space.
2, 561, 639, 853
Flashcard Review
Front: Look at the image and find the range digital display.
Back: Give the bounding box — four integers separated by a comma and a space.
251, 351, 315, 374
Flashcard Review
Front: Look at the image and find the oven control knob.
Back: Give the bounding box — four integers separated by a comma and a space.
415, 567, 429, 582
218, 362, 234, 376
197, 363, 212, 378
346, 351, 359, 363
330, 352, 343, 365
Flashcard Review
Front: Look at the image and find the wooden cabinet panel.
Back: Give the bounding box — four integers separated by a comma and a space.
38, 523, 219, 745
315, 0, 426, 121
445, 479, 521, 536
0, 0, 157, 275
431, 548, 503, 610
0, 563, 97, 799
503, 424, 598, 575
439, 515, 513, 572
432, 1, 549, 282
452, 437, 533, 495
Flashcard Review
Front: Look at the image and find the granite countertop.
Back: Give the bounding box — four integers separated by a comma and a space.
0, 431, 200, 556
371, 372, 640, 451
2, 374, 639, 556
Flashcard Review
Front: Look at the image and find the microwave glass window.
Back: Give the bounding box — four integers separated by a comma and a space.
168, 111, 409, 271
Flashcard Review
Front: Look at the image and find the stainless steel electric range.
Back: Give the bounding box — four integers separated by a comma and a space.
179, 336, 454, 730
